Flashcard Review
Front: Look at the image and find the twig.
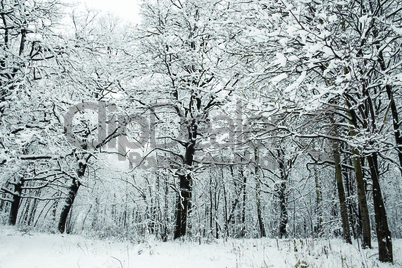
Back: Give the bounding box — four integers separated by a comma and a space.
111, 256, 123, 268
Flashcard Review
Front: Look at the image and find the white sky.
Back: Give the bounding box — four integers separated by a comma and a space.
66, 0, 142, 24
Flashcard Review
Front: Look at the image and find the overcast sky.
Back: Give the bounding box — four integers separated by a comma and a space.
66, 0, 141, 24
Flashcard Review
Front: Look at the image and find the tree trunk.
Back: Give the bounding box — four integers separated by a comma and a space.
278, 149, 287, 238
367, 153, 393, 262
58, 160, 86, 233
8, 179, 23, 225
173, 134, 195, 239
378, 51, 402, 177
351, 149, 371, 248
161, 172, 169, 242
348, 113, 372, 248
240, 166, 246, 237
278, 185, 287, 238
58, 178, 80, 233
20, 198, 30, 225
214, 178, 219, 239
343, 157, 358, 239
227, 165, 240, 237
223, 168, 229, 238
0, 181, 9, 212
255, 146, 266, 237
332, 131, 352, 244
209, 174, 213, 236
27, 197, 38, 226
314, 167, 323, 236
174, 173, 192, 239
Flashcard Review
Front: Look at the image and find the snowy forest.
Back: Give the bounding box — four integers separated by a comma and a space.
1, 0, 402, 266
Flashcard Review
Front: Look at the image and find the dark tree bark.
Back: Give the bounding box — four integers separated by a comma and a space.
208, 172, 218, 238
226, 165, 240, 237
367, 153, 393, 262
222, 167, 230, 238
27, 197, 38, 226
173, 124, 195, 239
58, 160, 86, 233
351, 148, 371, 248
378, 46, 402, 178
173, 175, 192, 239
332, 135, 352, 244
314, 167, 322, 236
348, 111, 372, 248
254, 146, 266, 237
343, 156, 359, 239
58, 178, 80, 234
214, 173, 220, 239
330, 119, 352, 243
360, 39, 393, 261
278, 149, 288, 239
255, 179, 266, 237
162, 172, 169, 242
240, 166, 246, 237
8, 179, 23, 225
278, 184, 287, 238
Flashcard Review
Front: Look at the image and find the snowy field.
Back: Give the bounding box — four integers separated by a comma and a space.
0, 226, 401, 268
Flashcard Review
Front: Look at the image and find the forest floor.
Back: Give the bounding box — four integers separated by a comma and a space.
0, 226, 401, 268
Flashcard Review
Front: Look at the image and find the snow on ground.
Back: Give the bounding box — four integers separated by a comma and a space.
0, 226, 401, 268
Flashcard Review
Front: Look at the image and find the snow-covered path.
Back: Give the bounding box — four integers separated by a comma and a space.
0, 226, 401, 268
